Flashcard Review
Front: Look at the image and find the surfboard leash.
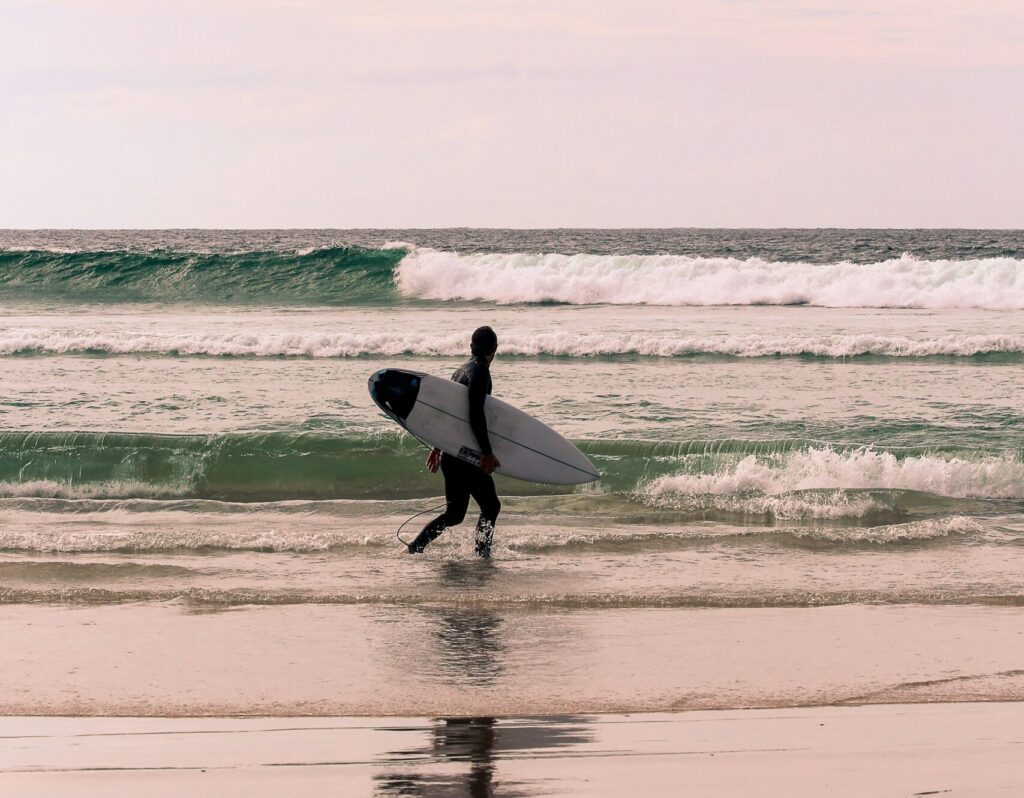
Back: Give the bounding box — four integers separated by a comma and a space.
373, 410, 443, 548
390, 424, 449, 548
395, 502, 447, 547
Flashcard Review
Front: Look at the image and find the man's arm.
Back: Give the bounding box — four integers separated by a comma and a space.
467, 368, 493, 456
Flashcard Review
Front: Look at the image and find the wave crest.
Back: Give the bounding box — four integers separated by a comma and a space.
5, 329, 1024, 359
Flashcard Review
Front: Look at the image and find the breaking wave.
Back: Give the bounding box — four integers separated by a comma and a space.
642, 447, 1024, 519
647, 447, 1024, 498
396, 249, 1024, 308
4, 245, 1024, 309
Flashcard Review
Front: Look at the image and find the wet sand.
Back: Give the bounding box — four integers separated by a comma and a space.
3, 704, 1023, 797
4, 602, 1024, 715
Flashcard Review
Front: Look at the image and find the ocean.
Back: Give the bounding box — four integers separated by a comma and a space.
2, 228, 1023, 716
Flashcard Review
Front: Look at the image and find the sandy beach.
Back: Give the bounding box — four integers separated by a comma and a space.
5, 572, 1024, 796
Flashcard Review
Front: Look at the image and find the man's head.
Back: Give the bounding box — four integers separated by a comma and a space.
471, 325, 498, 362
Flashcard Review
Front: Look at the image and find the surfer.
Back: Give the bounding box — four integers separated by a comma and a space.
407, 326, 502, 558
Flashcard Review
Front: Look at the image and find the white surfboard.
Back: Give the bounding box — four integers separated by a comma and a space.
368, 368, 599, 485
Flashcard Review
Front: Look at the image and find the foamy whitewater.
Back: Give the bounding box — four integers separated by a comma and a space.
1, 229, 1023, 651
396, 249, 1024, 308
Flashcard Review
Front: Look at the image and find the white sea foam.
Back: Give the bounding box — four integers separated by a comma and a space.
0, 508, 984, 552
780, 516, 983, 543
502, 516, 983, 546
3, 329, 1023, 359
395, 249, 1024, 308
0, 524, 373, 553
645, 448, 1024, 510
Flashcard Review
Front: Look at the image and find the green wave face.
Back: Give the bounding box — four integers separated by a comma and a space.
0, 247, 404, 305
0, 431, 439, 500
1, 432, 1021, 513
0, 431, 579, 501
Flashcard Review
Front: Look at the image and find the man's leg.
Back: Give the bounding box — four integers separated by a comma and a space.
407, 455, 471, 553
468, 471, 501, 558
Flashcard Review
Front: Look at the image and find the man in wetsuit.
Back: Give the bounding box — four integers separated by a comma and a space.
407, 326, 502, 558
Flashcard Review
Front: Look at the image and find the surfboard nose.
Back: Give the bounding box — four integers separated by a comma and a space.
368, 369, 422, 421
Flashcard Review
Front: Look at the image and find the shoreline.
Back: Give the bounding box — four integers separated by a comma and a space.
4, 694, 1023, 719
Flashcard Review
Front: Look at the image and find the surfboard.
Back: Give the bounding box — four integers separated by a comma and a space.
368, 368, 599, 485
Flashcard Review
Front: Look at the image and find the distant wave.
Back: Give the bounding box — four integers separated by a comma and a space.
397, 249, 1024, 308
4, 330, 1024, 359
0, 246, 403, 304
4, 245, 1024, 309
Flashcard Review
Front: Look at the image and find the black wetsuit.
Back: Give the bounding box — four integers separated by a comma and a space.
408, 356, 501, 556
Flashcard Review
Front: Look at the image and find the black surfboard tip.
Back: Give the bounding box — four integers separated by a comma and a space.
368, 369, 422, 422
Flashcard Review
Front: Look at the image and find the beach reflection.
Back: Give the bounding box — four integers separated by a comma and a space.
374, 562, 591, 795
435, 561, 505, 687
373, 716, 592, 797
374, 717, 498, 798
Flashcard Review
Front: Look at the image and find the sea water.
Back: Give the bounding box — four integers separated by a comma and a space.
1, 229, 1023, 712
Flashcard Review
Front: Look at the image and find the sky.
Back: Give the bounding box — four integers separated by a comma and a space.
1, 0, 1022, 228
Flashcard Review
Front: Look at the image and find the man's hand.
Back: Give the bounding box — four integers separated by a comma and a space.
480, 453, 501, 475
426, 448, 442, 473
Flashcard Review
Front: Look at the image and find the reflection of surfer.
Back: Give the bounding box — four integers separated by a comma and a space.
408, 327, 501, 558
374, 717, 497, 797
373, 715, 594, 797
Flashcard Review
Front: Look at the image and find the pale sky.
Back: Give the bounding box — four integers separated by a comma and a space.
2, 0, 1023, 228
